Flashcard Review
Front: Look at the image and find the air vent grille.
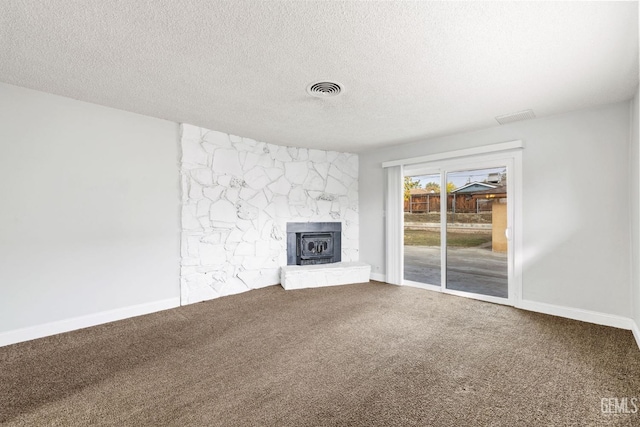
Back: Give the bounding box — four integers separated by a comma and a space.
307, 81, 342, 97
495, 109, 536, 125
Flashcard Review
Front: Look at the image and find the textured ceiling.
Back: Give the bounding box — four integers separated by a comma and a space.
1, 1, 638, 152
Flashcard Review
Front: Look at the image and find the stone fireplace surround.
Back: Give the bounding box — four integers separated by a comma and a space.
180, 124, 359, 304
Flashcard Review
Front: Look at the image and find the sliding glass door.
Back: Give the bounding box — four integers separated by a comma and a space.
445, 166, 508, 298
403, 156, 515, 305
403, 172, 441, 287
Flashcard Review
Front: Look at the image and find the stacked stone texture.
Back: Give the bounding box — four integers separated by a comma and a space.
180, 124, 359, 304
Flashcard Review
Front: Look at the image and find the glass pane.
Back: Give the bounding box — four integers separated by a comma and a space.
404, 173, 441, 285
445, 167, 508, 298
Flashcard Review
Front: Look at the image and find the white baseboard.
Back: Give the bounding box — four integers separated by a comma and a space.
6, 292, 636, 351
632, 320, 640, 350
0, 297, 181, 348
370, 272, 386, 282
517, 299, 633, 331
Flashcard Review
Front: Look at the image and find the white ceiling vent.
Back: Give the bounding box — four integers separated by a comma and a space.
495, 109, 536, 125
307, 81, 342, 98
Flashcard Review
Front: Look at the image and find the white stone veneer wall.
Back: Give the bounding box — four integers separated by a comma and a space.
180, 124, 359, 304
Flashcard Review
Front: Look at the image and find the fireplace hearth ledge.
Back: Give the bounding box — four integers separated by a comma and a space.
280, 262, 371, 290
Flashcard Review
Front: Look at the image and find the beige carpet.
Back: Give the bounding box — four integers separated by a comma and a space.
1, 282, 639, 426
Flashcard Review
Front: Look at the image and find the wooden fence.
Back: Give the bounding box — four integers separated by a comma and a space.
405, 193, 505, 214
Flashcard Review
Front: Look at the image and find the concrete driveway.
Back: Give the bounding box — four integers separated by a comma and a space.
403, 245, 508, 298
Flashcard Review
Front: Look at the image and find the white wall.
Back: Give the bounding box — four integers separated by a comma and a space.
180, 124, 359, 304
360, 101, 632, 318
0, 83, 181, 337
631, 86, 640, 333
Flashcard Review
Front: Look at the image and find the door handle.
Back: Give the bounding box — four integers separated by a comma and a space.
505, 228, 511, 240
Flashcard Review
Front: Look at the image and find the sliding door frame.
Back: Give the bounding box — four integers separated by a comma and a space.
399, 146, 523, 307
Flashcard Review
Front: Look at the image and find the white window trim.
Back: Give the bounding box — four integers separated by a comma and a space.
385, 165, 404, 285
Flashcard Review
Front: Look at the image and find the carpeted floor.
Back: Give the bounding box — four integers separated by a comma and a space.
1, 282, 639, 426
